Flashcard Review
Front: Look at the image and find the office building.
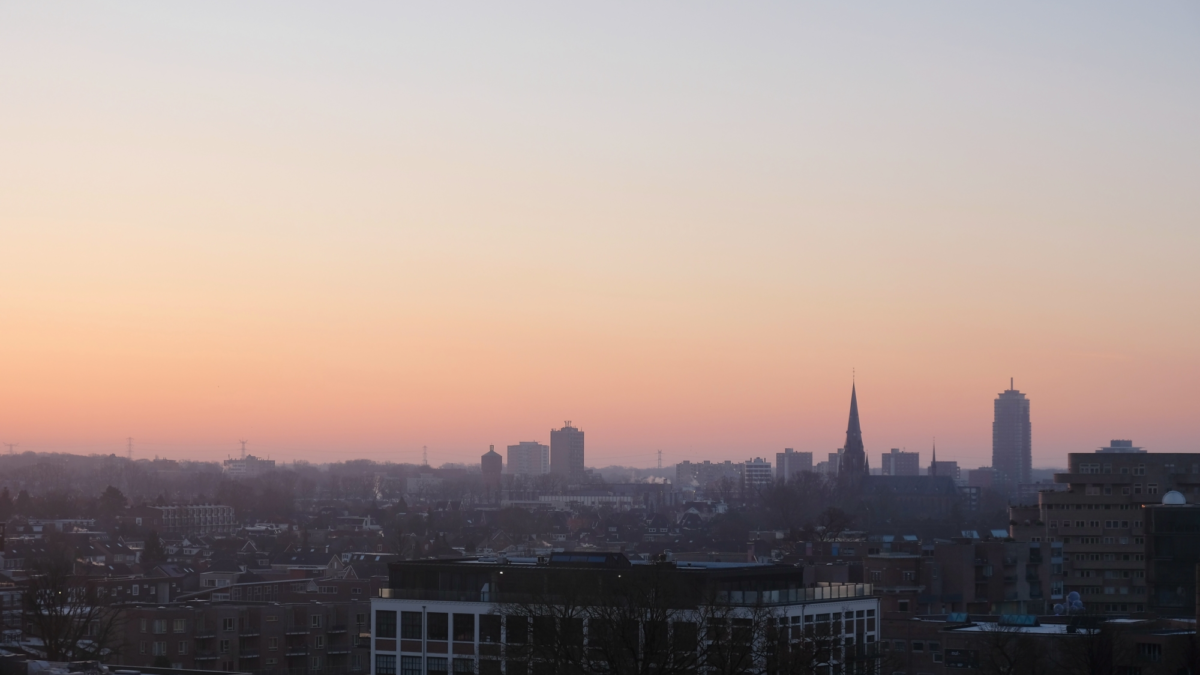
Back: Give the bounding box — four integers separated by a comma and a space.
880, 449, 919, 476
775, 448, 813, 482
1145, 491, 1200, 617
550, 421, 586, 484
373, 553, 879, 675
992, 379, 1032, 493
506, 442, 550, 476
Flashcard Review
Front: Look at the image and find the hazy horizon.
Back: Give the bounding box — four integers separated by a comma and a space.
3, 3, 1198, 469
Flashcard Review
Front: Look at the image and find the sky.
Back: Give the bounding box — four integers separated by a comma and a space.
2, 3, 1199, 469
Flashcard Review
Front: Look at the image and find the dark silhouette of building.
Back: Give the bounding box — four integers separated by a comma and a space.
992, 378, 1031, 494
550, 420, 585, 483
1144, 491, 1200, 617
839, 382, 869, 487
880, 448, 919, 476
481, 445, 503, 499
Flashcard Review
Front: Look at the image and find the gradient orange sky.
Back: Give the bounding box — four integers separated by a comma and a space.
2, 3, 1198, 469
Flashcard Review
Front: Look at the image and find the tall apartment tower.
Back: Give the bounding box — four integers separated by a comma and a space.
506, 442, 549, 476
776, 448, 813, 482
992, 378, 1032, 492
880, 448, 919, 476
551, 421, 586, 484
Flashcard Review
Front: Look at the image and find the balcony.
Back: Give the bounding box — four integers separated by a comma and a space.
193, 652, 218, 661
194, 633, 216, 640
286, 649, 309, 657
239, 653, 260, 659
286, 628, 309, 635
328, 624, 348, 634
328, 649, 352, 655
240, 631, 260, 637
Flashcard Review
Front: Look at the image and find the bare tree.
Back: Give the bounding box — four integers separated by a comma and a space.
500, 562, 880, 675
22, 553, 123, 662
974, 623, 1052, 675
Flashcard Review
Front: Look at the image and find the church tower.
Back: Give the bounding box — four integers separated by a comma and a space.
839, 381, 869, 486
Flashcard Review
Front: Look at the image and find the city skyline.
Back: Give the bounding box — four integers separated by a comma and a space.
2, 4, 1198, 467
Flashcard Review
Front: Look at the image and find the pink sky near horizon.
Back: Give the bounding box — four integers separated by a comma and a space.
1, 3, 1198, 469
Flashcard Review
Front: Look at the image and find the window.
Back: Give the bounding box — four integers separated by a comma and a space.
870, 571, 881, 582
140, 641, 147, 654
311, 614, 323, 628
132, 585, 139, 596
178, 641, 188, 655
1136, 643, 1162, 661
894, 640, 906, 652
428, 613, 449, 641
479, 615, 501, 644
310, 656, 322, 671
266, 615, 278, 623
902, 571, 915, 582
219, 639, 230, 654
140, 619, 148, 633
153, 642, 167, 656
453, 659, 474, 674
315, 636, 325, 649
505, 616, 528, 644
376, 611, 397, 639
222, 618, 235, 632
173, 619, 187, 633
400, 612, 422, 640
912, 641, 924, 652
352, 587, 362, 595
268, 637, 278, 651
453, 615, 475, 642
427, 657, 449, 675
400, 656, 422, 675
1148, 484, 1159, 495
898, 600, 909, 612
319, 586, 336, 594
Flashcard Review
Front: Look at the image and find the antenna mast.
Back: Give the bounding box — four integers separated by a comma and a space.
127, 437, 133, 460
240, 440, 247, 459
422, 445, 428, 466
657, 450, 662, 469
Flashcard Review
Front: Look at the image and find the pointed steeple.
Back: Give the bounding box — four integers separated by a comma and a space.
847, 383, 862, 437
930, 439, 938, 477
839, 379, 867, 484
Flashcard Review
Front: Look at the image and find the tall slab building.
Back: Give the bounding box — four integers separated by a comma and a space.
992, 379, 1032, 493
551, 421, 586, 484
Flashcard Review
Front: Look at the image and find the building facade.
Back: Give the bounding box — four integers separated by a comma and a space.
992, 380, 1032, 493
506, 442, 550, 477
775, 448, 813, 482
549, 422, 585, 484
880, 449, 919, 477
372, 554, 880, 675
150, 504, 237, 534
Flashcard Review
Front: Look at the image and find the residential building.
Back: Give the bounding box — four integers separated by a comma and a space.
880, 449, 919, 477
967, 468, 993, 489
150, 504, 237, 534
1031, 449, 1200, 614
506, 442, 550, 477
550, 422, 585, 484
992, 380, 1032, 493
743, 457, 773, 494
775, 448, 813, 482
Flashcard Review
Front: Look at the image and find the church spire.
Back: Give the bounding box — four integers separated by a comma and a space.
840, 380, 867, 484
930, 439, 937, 477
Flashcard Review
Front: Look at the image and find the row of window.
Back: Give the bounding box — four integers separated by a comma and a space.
1077, 463, 1151, 475
1051, 520, 1140, 530
1071, 552, 1144, 562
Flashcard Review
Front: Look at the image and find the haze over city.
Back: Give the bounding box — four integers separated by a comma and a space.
2, 3, 1198, 468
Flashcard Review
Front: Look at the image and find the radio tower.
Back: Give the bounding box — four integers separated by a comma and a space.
127, 437, 133, 460
240, 440, 247, 458
422, 445, 428, 467
657, 450, 662, 469
3, 443, 16, 455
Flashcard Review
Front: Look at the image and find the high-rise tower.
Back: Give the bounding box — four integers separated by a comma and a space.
992, 378, 1031, 494
551, 421, 586, 484
839, 382, 868, 486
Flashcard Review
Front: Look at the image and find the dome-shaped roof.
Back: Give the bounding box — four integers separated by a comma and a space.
1162, 490, 1187, 505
